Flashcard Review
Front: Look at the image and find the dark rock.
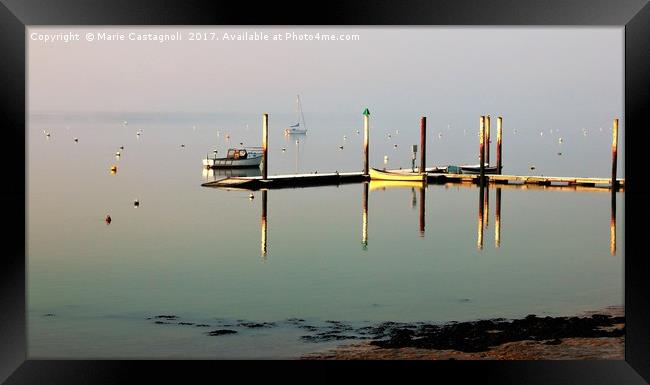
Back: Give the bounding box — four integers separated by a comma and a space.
195, 324, 211, 327
155, 315, 178, 320
237, 321, 275, 328
206, 329, 237, 336
43, 313, 55, 317
178, 322, 194, 326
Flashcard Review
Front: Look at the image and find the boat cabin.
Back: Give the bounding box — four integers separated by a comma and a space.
226, 148, 248, 159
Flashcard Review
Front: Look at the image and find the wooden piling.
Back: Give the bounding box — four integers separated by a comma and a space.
363, 108, 370, 176
261, 190, 268, 258
478, 116, 485, 186
420, 117, 426, 173
262, 113, 269, 180
485, 115, 491, 166
362, 182, 369, 249
497, 117, 503, 174
419, 187, 425, 236
611, 118, 618, 190
495, 187, 501, 248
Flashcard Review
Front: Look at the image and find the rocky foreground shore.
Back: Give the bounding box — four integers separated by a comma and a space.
303, 307, 624, 360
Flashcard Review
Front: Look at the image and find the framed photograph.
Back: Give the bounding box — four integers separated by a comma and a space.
2, 0, 649, 383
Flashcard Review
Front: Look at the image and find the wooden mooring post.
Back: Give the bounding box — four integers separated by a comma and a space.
496, 117, 503, 174
612, 118, 618, 190
420, 116, 427, 173
363, 108, 370, 176
485, 115, 491, 166
262, 113, 269, 180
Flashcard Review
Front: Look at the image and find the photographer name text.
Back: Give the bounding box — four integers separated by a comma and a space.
30, 31, 361, 44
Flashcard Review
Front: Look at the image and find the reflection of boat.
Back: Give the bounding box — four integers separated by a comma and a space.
203, 167, 262, 179
369, 179, 425, 191
284, 95, 307, 135
203, 148, 263, 168
369, 167, 426, 182
447, 164, 499, 174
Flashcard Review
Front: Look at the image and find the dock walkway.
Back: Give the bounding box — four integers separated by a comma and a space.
202, 168, 625, 191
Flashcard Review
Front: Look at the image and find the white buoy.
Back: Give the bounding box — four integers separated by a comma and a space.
74, 137, 78, 142
249, 193, 254, 200
384, 155, 389, 164
558, 138, 563, 144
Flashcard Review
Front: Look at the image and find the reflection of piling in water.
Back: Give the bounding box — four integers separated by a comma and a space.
419, 187, 425, 236
477, 184, 484, 250
479, 116, 485, 186
484, 186, 489, 229
362, 182, 369, 249
420, 117, 426, 173
261, 190, 268, 258
495, 187, 502, 248
411, 187, 417, 209
610, 191, 616, 256
611, 118, 618, 190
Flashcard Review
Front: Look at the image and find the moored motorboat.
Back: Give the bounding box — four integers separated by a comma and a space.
203, 147, 263, 169
457, 164, 499, 174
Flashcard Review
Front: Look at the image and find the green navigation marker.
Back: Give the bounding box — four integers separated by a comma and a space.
363, 108, 370, 116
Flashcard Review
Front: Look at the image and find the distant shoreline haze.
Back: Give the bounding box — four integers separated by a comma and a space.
28, 27, 622, 124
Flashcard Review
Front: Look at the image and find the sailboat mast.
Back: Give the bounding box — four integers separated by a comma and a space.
297, 95, 307, 131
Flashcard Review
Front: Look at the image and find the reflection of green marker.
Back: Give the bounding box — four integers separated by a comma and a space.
363, 108, 370, 176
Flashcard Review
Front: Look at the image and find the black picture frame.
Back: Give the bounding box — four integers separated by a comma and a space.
2, 0, 649, 383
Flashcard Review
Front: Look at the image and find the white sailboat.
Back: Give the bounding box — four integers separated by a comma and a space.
284, 95, 308, 135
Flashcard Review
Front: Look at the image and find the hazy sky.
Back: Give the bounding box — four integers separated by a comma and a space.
28, 26, 622, 121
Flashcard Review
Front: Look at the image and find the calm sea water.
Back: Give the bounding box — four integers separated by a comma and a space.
27, 112, 623, 358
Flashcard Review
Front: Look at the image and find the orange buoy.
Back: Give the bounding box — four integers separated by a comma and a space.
110, 165, 118, 174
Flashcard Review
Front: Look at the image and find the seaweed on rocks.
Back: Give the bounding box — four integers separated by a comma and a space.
369, 314, 625, 353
